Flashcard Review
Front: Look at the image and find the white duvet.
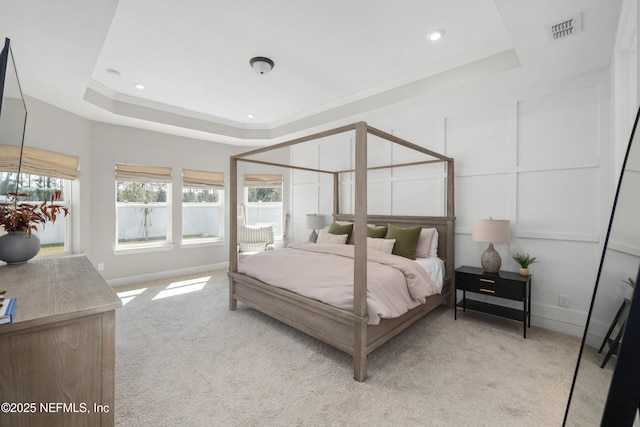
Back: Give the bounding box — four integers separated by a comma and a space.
237, 242, 442, 325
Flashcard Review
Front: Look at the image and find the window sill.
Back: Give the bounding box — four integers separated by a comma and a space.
35, 251, 71, 261
181, 239, 226, 249
113, 243, 175, 255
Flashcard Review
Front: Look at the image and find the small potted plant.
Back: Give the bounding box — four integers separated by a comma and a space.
0, 191, 69, 264
512, 252, 537, 276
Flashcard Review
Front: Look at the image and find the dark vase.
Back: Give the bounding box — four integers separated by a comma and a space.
0, 231, 41, 264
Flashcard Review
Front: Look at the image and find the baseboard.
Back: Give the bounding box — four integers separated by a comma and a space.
529, 301, 588, 338
107, 262, 229, 288
530, 302, 614, 347
531, 316, 586, 338
462, 294, 590, 338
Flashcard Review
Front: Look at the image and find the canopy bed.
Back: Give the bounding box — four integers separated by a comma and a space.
228, 122, 455, 381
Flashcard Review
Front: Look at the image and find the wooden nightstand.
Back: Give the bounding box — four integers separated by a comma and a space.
455, 266, 532, 338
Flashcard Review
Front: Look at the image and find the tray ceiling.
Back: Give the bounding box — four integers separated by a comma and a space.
0, 0, 622, 145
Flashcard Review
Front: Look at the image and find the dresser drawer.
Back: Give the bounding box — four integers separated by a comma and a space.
456, 272, 524, 301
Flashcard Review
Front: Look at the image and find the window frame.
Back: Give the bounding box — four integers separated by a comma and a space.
114, 164, 173, 251
181, 187, 225, 245
0, 145, 78, 258
181, 169, 225, 246
242, 174, 284, 240
0, 172, 72, 258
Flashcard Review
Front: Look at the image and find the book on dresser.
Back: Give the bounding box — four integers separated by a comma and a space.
0, 298, 16, 324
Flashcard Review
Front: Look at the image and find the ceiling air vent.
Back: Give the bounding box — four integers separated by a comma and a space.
546, 13, 582, 41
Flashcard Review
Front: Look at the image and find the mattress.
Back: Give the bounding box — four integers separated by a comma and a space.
237, 242, 442, 325
414, 256, 445, 291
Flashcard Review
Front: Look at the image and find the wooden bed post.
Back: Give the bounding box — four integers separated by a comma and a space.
446, 158, 455, 308
333, 172, 340, 217
353, 121, 368, 382
229, 156, 238, 311
446, 159, 455, 218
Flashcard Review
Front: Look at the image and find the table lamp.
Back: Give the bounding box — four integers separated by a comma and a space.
472, 218, 510, 273
306, 214, 326, 243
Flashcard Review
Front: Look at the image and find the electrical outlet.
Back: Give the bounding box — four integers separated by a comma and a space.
559, 294, 570, 307
97, 263, 104, 271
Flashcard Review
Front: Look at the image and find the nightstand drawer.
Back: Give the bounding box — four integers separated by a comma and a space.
456, 272, 524, 301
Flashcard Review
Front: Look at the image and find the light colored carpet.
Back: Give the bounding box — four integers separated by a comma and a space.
114, 269, 592, 426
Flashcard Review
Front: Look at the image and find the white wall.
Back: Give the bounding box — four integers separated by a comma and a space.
17, 8, 633, 337
290, 66, 613, 337
21, 97, 300, 284
23, 97, 92, 257
89, 123, 247, 284
22, 64, 616, 336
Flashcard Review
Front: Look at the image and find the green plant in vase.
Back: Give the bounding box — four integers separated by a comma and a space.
512, 252, 537, 276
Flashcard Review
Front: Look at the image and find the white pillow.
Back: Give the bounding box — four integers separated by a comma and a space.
430, 228, 439, 258
317, 230, 349, 244
367, 237, 395, 254
416, 228, 439, 258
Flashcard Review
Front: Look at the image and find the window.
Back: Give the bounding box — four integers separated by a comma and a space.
0, 172, 71, 256
182, 169, 224, 243
243, 174, 283, 237
0, 145, 79, 257
116, 163, 171, 248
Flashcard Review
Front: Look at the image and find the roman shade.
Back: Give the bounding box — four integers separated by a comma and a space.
0, 145, 80, 180
182, 169, 224, 190
243, 174, 282, 188
115, 163, 172, 183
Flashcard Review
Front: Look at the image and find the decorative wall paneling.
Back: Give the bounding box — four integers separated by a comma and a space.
290, 81, 609, 337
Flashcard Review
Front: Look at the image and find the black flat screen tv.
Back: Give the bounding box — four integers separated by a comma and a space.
0, 37, 27, 196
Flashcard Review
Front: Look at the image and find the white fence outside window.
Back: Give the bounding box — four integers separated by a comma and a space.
117, 203, 168, 243
117, 203, 223, 243
183, 202, 222, 239
246, 202, 282, 236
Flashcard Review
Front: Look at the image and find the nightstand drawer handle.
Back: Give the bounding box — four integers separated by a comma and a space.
479, 288, 496, 294
479, 279, 496, 284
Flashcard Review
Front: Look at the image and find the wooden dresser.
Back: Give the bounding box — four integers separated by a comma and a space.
0, 256, 122, 427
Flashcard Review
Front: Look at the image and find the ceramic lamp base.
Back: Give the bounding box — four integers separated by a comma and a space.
481, 243, 501, 273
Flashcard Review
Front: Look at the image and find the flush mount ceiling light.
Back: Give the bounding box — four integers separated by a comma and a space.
134, 83, 145, 90
427, 30, 444, 41
250, 57, 274, 75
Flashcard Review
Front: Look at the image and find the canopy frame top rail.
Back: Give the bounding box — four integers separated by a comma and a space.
232, 122, 453, 174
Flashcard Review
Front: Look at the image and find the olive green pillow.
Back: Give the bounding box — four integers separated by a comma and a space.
367, 226, 387, 239
385, 224, 421, 260
328, 222, 353, 243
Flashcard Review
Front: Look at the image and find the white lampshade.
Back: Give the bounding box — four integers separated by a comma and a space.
472, 219, 510, 243
306, 214, 326, 230
472, 219, 510, 273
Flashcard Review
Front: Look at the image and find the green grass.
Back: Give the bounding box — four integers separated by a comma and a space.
38, 244, 65, 256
